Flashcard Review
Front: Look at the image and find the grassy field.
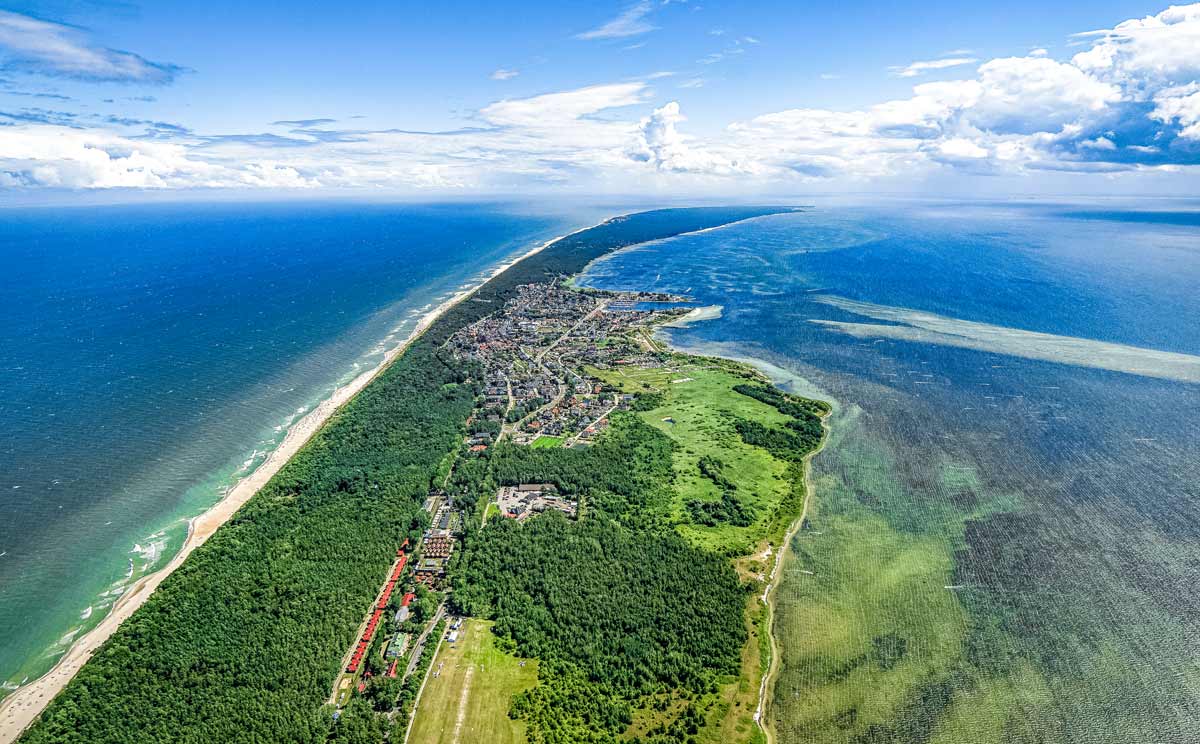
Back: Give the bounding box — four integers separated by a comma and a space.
591, 354, 820, 744
408, 620, 537, 744
590, 358, 797, 555
529, 434, 564, 448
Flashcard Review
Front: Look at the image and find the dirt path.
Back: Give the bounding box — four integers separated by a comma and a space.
755, 410, 832, 744
402, 619, 448, 744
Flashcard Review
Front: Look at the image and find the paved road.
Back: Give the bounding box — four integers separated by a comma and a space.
404, 603, 446, 679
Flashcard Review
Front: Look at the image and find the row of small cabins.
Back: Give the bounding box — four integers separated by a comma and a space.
346, 539, 412, 675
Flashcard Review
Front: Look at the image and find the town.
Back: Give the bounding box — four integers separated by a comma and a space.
327, 279, 696, 732
447, 281, 688, 448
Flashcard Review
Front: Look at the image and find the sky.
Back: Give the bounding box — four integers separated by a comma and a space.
0, 0, 1198, 198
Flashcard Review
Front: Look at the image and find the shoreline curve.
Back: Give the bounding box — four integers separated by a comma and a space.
0, 218, 613, 743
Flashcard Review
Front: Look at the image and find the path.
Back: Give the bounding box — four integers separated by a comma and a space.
405, 604, 446, 679
401, 613, 449, 744
754, 410, 832, 744
450, 665, 475, 744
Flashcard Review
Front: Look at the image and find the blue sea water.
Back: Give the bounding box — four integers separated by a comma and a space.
579, 202, 1200, 741
0, 201, 594, 692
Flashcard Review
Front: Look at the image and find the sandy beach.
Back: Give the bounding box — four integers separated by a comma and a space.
0, 219, 610, 743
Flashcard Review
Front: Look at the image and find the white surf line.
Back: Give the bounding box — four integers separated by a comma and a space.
0, 216, 620, 744
810, 295, 1200, 384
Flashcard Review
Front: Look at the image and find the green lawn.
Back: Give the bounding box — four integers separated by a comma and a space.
409, 620, 537, 744
591, 360, 797, 554
529, 434, 564, 449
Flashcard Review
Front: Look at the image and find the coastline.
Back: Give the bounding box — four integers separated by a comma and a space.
753, 408, 831, 744
577, 220, 827, 744
0, 219, 611, 743
654, 340, 832, 744
661, 344, 834, 744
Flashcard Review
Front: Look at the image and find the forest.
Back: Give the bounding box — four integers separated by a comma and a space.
451, 425, 750, 744
18, 207, 790, 744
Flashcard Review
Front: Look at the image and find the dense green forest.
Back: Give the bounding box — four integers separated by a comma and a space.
452, 471, 749, 743
456, 516, 745, 690
21, 341, 467, 744
18, 207, 790, 744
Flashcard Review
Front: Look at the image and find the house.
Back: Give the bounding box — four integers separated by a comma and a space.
385, 633, 410, 659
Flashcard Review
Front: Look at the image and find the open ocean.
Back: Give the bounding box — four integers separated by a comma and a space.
0, 201, 594, 694
579, 202, 1200, 742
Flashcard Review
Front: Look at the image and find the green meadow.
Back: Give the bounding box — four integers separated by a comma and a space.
590, 358, 801, 555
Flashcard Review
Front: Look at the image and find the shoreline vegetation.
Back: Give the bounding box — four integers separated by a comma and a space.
755, 403, 831, 744
401, 234, 830, 742
8, 206, 796, 744
0, 222, 583, 742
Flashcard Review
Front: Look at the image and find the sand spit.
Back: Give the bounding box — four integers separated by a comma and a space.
811, 294, 1200, 384
0, 221, 608, 743
664, 304, 723, 328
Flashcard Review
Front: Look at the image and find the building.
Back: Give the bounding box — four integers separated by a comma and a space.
385, 633, 410, 659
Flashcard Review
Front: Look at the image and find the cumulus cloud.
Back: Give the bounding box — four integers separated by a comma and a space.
0, 125, 312, 188
630, 101, 760, 178
0, 11, 185, 83
576, 2, 657, 40
1072, 4, 1200, 86
890, 56, 978, 78
721, 4, 1200, 181
2, 4, 1199, 193
1152, 83, 1200, 139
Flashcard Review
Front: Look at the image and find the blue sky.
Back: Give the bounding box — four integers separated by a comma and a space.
0, 1, 1198, 197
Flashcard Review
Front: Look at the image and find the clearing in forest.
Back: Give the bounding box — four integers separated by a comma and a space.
408, 620, 537, 744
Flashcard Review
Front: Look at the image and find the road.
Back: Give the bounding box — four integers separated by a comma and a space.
404, 603, 446, 679
534, 298, 605, 363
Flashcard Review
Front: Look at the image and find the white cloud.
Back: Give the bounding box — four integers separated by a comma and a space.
0, 125, 315, 189
631, 101, 748, 175
480, 82, 649, 127
890, 56, 978, 78
968, 56, 1119, 133
577, 2, 657, 40
490, 68, 519, 80
0, 10, 183, 83
1152, 82, 1200, 139
1072, 4, 1200, 87
3, 4, 1200, 194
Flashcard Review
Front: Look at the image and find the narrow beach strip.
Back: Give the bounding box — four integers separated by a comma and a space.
0, 221, 606, 743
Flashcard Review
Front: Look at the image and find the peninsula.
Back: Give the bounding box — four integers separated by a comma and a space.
10, 207, 827, 744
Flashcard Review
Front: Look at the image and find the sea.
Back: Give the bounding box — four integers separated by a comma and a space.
578, 202, 1200, 742
0, 201, 596, 694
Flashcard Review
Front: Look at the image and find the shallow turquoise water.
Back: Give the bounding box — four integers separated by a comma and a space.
579, 202, 1200, 741
0, 201, 596, 692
